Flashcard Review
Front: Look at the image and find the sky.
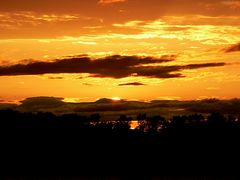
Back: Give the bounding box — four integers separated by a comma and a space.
0, 0, 240, 103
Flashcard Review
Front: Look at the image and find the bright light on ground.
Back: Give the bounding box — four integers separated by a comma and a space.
130, 121, 139, 130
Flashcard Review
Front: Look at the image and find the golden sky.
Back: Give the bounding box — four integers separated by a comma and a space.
0, 0, 240, 103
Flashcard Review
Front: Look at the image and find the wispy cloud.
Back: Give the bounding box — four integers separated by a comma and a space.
221, 0, 240, 9
0, 11, 79, 28
113, 17, 240, 45
0, 55, 226, 79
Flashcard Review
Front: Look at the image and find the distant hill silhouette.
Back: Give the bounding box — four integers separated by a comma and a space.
1, 97, 240, 122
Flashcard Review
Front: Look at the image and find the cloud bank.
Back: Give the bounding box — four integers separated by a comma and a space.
0, 55, 225, 79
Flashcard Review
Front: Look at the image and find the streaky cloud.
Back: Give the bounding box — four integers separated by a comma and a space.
185, 63, 226, 69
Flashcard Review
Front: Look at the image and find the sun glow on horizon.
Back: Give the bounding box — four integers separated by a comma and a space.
111, 97, 121, 101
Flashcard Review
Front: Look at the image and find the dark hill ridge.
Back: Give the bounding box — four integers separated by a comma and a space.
1, 97, 240, 120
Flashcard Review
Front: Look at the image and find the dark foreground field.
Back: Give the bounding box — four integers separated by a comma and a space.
1, 109, 240, 179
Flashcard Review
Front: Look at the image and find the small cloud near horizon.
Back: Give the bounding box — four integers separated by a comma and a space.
118, 82, 145, 86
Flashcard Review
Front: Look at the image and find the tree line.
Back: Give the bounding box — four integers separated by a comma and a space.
1, 109, 240, 177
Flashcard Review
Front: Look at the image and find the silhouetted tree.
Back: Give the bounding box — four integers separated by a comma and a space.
147, 115, 165, 132
188, 114, 205, 124
118, 114, 132, 122
89, 113, 101, 123
207, 112, 226, 126
137, 113, 147, 121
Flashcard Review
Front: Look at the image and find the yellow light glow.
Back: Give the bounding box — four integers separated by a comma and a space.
130, 121, 139, 130
111, 97, 121, 101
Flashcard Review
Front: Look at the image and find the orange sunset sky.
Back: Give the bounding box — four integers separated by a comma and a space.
0, 0, 240, 103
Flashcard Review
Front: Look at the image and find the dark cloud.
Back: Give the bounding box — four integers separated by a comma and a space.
224, 43, 240, 53
0, 55, 174, 78
0, 55, 225, 79
118, 82, 145, 86
185, 63, 226, 69
129, 62, 226, 79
